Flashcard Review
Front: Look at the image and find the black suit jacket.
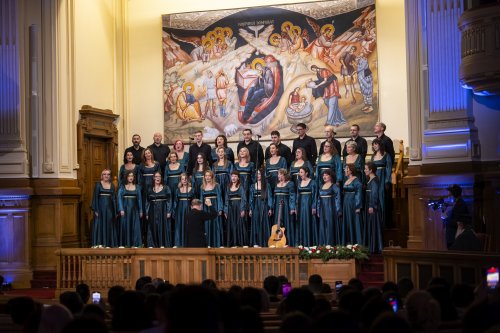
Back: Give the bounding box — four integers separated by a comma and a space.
185, 206, 218, 247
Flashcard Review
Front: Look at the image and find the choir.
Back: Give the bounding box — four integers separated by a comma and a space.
90, 125, 393, 253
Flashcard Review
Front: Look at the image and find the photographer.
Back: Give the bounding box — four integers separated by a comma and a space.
443, 185, 469, 249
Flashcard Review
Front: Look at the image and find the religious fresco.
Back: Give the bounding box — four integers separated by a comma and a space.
162, 0, 378, 142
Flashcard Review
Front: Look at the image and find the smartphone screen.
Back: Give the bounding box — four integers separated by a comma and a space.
92, 292, 101, 304
486, 267, 499, 290
387, 297, 398, 312
282, 283, 292, 298
335, 281, 343, 294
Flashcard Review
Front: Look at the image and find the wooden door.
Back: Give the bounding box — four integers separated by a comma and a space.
77, 106, 119, 247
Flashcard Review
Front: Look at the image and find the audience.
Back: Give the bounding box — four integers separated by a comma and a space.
4, 273, 500, 333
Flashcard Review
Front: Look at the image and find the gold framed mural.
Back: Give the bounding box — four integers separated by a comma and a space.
162, 0, 377, 142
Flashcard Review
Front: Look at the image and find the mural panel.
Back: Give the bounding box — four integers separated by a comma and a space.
162, 0, 378, 142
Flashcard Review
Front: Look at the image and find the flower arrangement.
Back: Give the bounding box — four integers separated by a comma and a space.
298, 244, 369, 262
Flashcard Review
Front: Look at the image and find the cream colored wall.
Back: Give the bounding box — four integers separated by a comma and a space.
125, 0, 409, 148
74, 0, 116, 112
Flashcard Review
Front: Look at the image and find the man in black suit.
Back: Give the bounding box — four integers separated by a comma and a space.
123, 134, 144, 164
319, 125, 341, 156
265, 130, 292, 167
292, 123, 318, 165
342, 124, 368, 160
374, 122, 395, 163
187, 130, 212, 175
237, 128, 264, 168
148, 132, 170, 174
444, 184, 469, 249
185, 199, 218, 247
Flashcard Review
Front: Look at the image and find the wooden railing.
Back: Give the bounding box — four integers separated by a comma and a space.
56, 248, 306, 295
383, 248, 500, 289
392, 140, 405, 198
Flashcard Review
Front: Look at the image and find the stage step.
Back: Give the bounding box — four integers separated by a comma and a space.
31, 270, 57, 289
358, 254, 385, 288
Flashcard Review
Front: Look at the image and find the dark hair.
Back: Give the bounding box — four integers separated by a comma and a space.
59, 291, 84, 315
372, 138, 386, 154
270, 130, 281, 137
214, 135, 228, 148
76, 283, 91, 304
268, 143, 280, 156
228, 170, 241, 189
123, 171, 136, 185
345, 163, 357, 176
365, 161, 377, 174
299, 166, 310, 178
193, 153, 209, 174
296, 123, 307, 130
263, 275, 280, 296
351, 124, 360, 131
243, 128, 253, 134
321, 169, 335, 182
447, 184, 462, 198
135, 276, 153, 291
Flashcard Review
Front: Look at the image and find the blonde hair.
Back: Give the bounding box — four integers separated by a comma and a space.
238, 147, 250, 163
202, 170, 218, 189
100, 169, 111, 181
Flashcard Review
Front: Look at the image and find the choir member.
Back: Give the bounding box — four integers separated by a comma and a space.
187, 130, 212, 176
371, 138, 392, 223
212, 146, 234, 201
117, 171, 143, 248
234, 147, 255, 194
173, 139, 189, 172
224, 171, 248, 247
138, 148, 161, 198
343, 141, 365, 184
289, 147, 313, 188
145, 171, 172, 248
91, 169, 117, 248
249, 169, 271, 247
341, 163, 363, 245
199, 170, 224, 248
316, 141, 342, 187
173, 173, 194, 247
164, 152, 183, 198
211, 134, 235, 164
118, 151, 139, 187
316, 169, 341, 245
296, 167, 317, 247
364, 163, 383, 253
270, 169, 297, 246
192, 153, 210, 197
265, 143, 287, 192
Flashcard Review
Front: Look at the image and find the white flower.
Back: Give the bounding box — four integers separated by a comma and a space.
308, 250, 312, 254
311, 246, 317, 249
346, 244, 352, 249
317, 250, 321, 254
326, 245, 331, 250
298, 245, 303, 249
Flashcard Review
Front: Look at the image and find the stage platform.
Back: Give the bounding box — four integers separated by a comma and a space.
55, 247, 358, 296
